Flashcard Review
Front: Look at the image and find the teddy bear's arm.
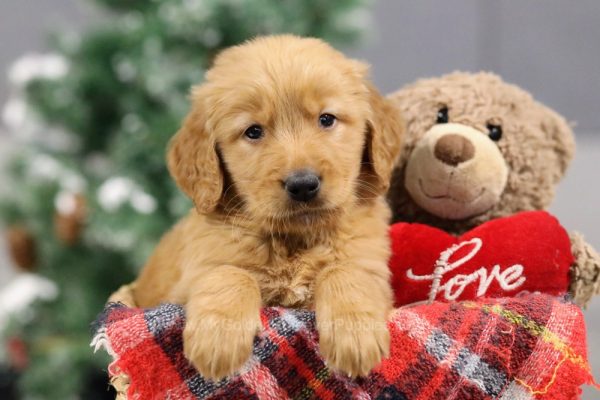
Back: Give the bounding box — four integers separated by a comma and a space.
569, 231, 600, 307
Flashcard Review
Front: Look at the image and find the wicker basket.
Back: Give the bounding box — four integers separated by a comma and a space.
106, 283, 137, 399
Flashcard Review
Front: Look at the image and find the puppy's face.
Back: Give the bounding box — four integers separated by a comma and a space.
207, 39, 371, 229
168, 36, 403, 232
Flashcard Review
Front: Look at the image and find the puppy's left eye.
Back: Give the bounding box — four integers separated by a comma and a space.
319, 113, 336, 128
244, 124, 264, 140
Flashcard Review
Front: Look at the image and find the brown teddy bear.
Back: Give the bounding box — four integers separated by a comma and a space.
386, 72, 600, 307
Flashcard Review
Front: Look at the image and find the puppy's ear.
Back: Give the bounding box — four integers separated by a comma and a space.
167, 86, 223, 213
363, 83, 405, 193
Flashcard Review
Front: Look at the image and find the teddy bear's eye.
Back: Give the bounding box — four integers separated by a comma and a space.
436, 107, 449, 124
487, 124, 503, 141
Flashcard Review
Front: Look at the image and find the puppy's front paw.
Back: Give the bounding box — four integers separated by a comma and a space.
183, 312, 260, 380
317, 311, 390, 378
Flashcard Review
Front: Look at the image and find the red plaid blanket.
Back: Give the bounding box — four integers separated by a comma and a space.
92, 294, 594, 400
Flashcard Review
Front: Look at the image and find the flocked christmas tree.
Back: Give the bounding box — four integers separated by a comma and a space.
0, 0, 372, 398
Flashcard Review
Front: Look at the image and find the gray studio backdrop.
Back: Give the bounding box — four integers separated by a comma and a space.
1, 0, 600, 132
0, 1, 599, 398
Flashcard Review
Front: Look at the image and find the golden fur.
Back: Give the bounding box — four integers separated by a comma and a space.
133, 35, 404, 379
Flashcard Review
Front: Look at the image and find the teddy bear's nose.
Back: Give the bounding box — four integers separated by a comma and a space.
434, 134, 475, 166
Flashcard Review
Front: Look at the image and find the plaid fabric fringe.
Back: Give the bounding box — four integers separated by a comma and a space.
91, 294, 594, 400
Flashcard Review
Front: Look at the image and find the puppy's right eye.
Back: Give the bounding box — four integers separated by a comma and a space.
436, 107, 449, 124
244, 125, 263, 140
319, 113, 336, 128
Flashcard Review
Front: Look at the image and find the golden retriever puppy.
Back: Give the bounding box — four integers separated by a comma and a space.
133, 35, 404, 380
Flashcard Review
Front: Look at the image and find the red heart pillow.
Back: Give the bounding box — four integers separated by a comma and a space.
388, 211, 574, 307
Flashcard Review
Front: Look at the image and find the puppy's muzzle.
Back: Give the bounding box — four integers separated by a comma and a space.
284, 170, 320, 202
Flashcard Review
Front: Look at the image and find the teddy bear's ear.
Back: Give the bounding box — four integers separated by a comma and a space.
538, 104, 575, 183
387, 82, 422, 115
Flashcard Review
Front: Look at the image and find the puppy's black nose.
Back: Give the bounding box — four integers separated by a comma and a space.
284, 170, 320, 202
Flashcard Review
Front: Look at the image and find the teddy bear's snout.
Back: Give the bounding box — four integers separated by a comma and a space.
434, 134, 475, 166
402, 122, 509, 220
